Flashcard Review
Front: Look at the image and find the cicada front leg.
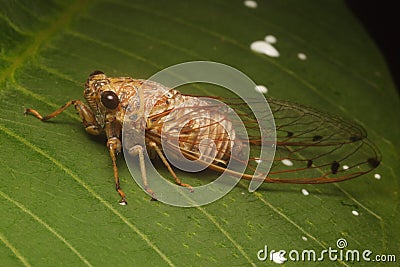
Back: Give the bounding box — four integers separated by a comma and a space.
24, 100, 103, 135
24, 102, 130, 202
106, 136, 128, 205
103, 116, 133, 205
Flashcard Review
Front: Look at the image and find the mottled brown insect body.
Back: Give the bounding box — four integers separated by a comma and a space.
25, 71, 381, 205
83, 71, 235, 161
26, 71, 238, 204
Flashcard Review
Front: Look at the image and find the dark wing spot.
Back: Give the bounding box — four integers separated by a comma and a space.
331, 161, 340, 174
349, 135, 362, 142
367, 158, 380, 168
307, 160, 313, 168
312, 135, 323, 141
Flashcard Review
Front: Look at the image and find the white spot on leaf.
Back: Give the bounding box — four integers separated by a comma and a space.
250, 40, 280, 57
255, 85, 268, 94
271, 251, 287, 264
297, 53, 307, 60
244, 0, 257, 8
264, 35, 277, 44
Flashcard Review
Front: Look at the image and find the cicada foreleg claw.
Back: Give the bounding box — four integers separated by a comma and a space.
24, 100, 102, 135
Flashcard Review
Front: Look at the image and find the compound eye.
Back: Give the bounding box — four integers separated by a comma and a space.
101, 91, 119, 109
89, 70, 104, 77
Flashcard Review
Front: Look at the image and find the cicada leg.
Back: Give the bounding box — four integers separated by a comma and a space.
128, 145, 157, 200
25, 101, 131, 204
107, 137, 129, 205
24, 100, 102, 135
148, 141, 193, 191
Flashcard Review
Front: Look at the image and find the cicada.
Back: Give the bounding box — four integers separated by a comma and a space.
25, 71, 381, 205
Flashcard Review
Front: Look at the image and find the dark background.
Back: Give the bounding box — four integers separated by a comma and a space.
347, 0, 400, 93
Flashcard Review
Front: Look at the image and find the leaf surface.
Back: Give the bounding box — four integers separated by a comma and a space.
1, 0, 399, 266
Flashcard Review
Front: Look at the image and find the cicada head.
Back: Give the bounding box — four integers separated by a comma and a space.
84, 70, 121, 128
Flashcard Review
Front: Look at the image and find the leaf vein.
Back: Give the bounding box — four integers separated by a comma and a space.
0, 231, 31, 267
0, 191, 92, 267
0, 124, 175, 267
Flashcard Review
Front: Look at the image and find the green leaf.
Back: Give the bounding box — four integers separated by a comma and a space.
1, 0, 399, 266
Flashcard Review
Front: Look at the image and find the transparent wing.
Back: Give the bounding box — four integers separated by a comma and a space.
145, 96, 381, 184
249, 97, 380, 183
